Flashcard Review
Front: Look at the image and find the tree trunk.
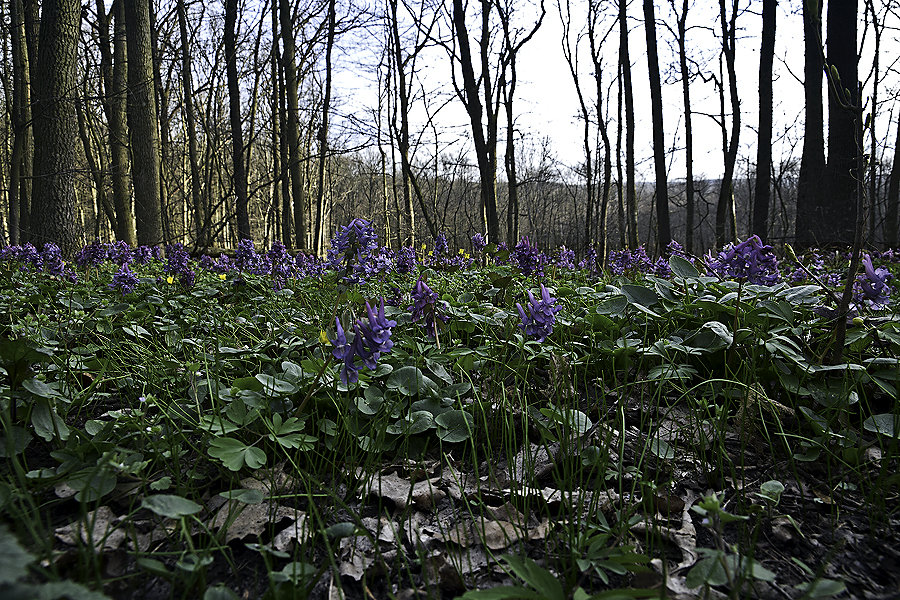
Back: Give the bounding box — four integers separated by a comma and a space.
823, 0, 859, 247
452, 0, 499, 244
225, 0, 251, 241
752, 0, 776, 242
314, 0, 335, 254
177, 0, 205, 248
125, 0, 163, 246
619, 0, 638, 248
673, 0, 695, 253
643, 0, 671, 250
795, 0, 825, 249
9, 0, 33, 245
279, 0, 307, 250
97, 0, 137, 245
715, 0, 740, 247
31, 0, 83, 256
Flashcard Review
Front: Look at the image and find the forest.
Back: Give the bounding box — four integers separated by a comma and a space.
1, 0, 896, 260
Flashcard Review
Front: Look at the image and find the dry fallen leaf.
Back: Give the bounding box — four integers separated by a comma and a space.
212, 502, 299, 543
55, 506, 126, 551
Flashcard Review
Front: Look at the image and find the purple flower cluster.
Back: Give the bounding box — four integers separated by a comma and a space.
434, 233, 449, 257
706, 235, 780, 286
855, 254, 892, 309
516, 284, 562, 342
408, 278, 449, 337
330, 299, 396, 384
555, 246, 576, 270
74, 241, 160, 268
608, 246, 654, 276
164, 243, 196, 287
512, 236, 545, 277
109, 264, 139, 295
0, 242, 76, 279
395, 246, 417, 274
471, 233, 487, 252
579, 249, 600, 274
235, 239, 269, 275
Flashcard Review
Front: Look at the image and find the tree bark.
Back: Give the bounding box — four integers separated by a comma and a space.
225, 0, 251, 241
31, 0, 83, 256
752, 0, 776, 242
795, 0, 825, 249
280, 0, 307, 250
823, 0, 859, 247
177, 0, 205, 248
619, 0, 638, 248
9, 0, 33, 245
643, 0, 671, 250
125, 0, 163, 246
715, 0, 740, 247
671, 0, 695, 253
452, 0, 499, 244
313, 0, 336, 254
885, 115, 900, 248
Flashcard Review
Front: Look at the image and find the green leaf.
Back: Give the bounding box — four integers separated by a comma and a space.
34, 580, 112, 599
387, 366, 437, 397
255, 373, 298, 396
669, 255, 700, 279
204, 585, 240, 600
271, 562, 317, 585
460, 586, 544, 599
22, 378, 58, 399
649, 438, 675, 460
219, 489, 265, 504
501, 555, 565, 600
325, 522, 359, 540
863, 413, 899, 439
0, 426, 32, 458
142, 494, 203, 518
757, 480, 785, 505
435, 409, 475, 442
208, 437, 267, 471
621, 284, 658, 308
137, 558, 173, 578
31, 399, 70, 442
0, 526, 33, 585
796, 578, 847, 598
66, 467, 116, 503
686, 554, 729, 588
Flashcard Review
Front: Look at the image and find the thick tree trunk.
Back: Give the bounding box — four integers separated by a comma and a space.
643, 0, 671, 250
31, 0, 83, 256
823, 0, 859, 247
795, 0, 825, 249
225, 0, 251, 241
124, 0, 163, 246
885, 116, 900, 248
752, 0, 776, 242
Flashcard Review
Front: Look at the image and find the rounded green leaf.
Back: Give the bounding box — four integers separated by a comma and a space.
387, 366, 437, 397
435, 409, 475, 442
863, 413, 899, 439
142, 494, 203, 518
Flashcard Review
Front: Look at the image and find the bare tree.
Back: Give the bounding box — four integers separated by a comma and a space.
714, 0, 739, 247
643, 0, 671, 250
751, 0, 776, 242
225, 0, 251, 241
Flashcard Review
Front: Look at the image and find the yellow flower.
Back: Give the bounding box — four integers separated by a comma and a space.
319, 330, 330, 345
166, 275, 175, 285
428, 251, 434, 257
458, 248, 464, 255
218, 273, 227, 280
421, 243, 427, 252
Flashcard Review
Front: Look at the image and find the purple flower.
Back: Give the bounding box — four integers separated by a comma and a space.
516, 284, 562, 342
109, 264, 139, 295
706, 235, 780, 286
40, 243, 66, 276
579, 249, 600, 274
329, 298, 396, 384
472, 233, 487, 252
408, 278, 448, 337
608, 246, 654, 276
434, 232, 449, 256
856, 254, 892, 309
107, 240, 133, 266
328, 218, 379, 269
556, 246, 576, 269
512, 236, 545, 277
395, 246, 417, 274
75, 241, 108, 268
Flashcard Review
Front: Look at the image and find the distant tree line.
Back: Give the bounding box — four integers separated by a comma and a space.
0, 0, 897, 260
